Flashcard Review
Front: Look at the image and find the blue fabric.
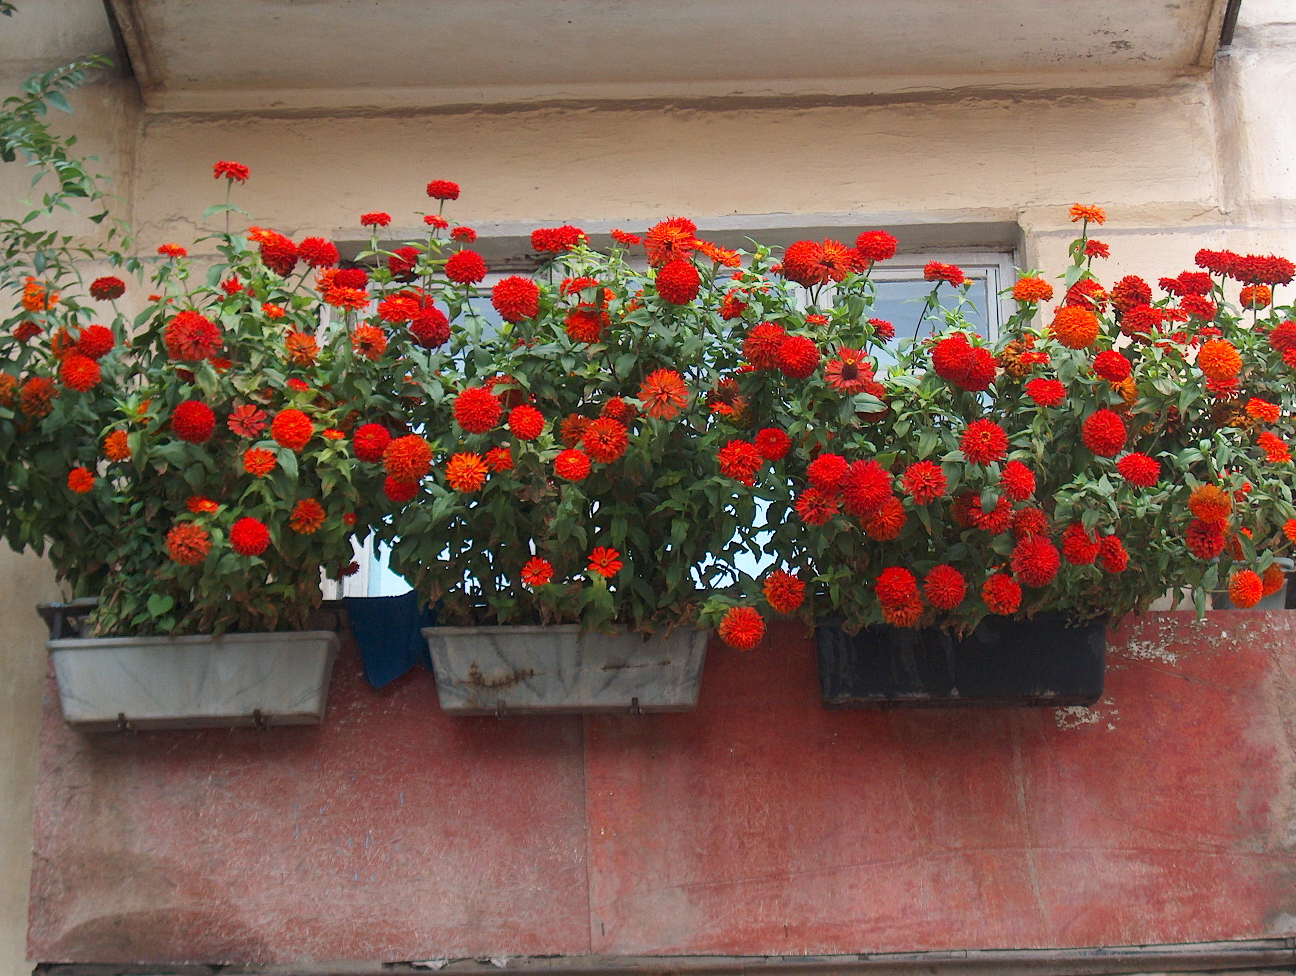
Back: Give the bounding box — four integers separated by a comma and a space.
344, 592, 435, 689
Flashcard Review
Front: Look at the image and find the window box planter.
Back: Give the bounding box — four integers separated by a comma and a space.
40, 603, 341, 732
422, 624, 708, 715
816, 614, 1108, 709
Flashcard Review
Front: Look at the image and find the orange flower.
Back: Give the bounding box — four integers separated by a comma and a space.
587, 546, 623, 578
187, 496, 219, 514
66, 467, 94, 493
103, 430, 131, 461
638, 368, 689, 420
18, 376, 56, 418
1258, 431, 1291, 463
285, 331, 319, 366
1187, 483, 1232, 525
521, 556, 554, 588
352, 324, 388, 360
1262, 564, 1286, 597
581, 418, 629, 464
1228, 569, 1263, 608
718, 605, 765, 649
1198, 339, 1242, 382
262, 303, 286, 319
324, 286, 369, 311
554, 448, 591, 481
1012, 276, 1054, 303
289, 498, 327, 534
166, 522, 211, 565
1247, 398, 1280, 423
763, 570, 806, 615
445, 452, 488, 492
1050, 305, 1100, 349
643, 217, 697, 268
59, 354, 100, 392
383, 435, 433, 481
0, 373, 15, 407
1069, 204, 1107, 225
243, 447, 277, 478
271, 408, 314, 451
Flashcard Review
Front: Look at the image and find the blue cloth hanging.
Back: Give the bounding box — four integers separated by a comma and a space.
343, 592, 436, 689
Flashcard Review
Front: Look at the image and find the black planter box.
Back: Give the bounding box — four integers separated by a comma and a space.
816, 613, 1108, 709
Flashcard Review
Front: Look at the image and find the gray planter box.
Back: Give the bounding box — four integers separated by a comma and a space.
47, 631, 341, 732
422, 624, 708, 715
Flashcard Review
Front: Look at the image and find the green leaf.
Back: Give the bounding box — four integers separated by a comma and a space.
147, 593, 175, 617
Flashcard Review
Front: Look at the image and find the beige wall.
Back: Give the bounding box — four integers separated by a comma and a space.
2, 0, 1296, 971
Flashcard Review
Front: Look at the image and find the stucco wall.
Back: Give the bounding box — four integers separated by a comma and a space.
3, 0, 1296, 971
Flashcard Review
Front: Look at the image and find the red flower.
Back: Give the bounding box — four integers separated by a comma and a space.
13, 322, 40, 343
902, 460, 946, 504
388, 246, 421, 277
384, 477, 419, 503
643, 217, 697, 267
583, 418, 629, 464
1000, 460, 1035, 501
1116, 452, 1159, 488
485, 446, 513, 473
67, 467, 94, 493
230, 517, 271, 557
931, 332, 995, 391
360, 212, 391, 227
290, 499, 327, 535
982, 573, 1022, 615
869, 318, 896, 341
521, 557, 553, 588
164, 310, 222, 361
655, 259, 701, 304
554, 448, 591, 481
1062, 522, 1100, 564
1011, 535, 1061, 587
861, 495, 906, 540
782, 239, 861, 286
89, 276, 125, 301
875, 566, 919, 606
492, 276, 541, 322
60, 354, 100, 392
744, 323, 788, 370
718, 605, 765, 649
508, 404, 545, 441
855, 230, 897, 264
258, 231, 298, 277
840, 459, 892, 516
353, 423, 392, 462
213, 160, 250, 182
638, 369, 689, 420
1187, 484, 1232, 525
588, 546, 623, 578
1161, 271, 1213, 297
1025, 378, 1066, 407
755, 427, 792, 461
972, 497, 1014, 536
1084, 239, 1110, 259
823, 347, 878, 395
565, 306, 607, 343
1082, 409, 1126, 457
410, 307, 451, 348
924, 565, 967, 611
1186, 519, 1226, 559
602, 397, 636, 422
450, 226, 476, 244
923, 261, 966, 286
18, 376, 56, 417
882, 597, 924, 627
426, 180, 460, 200
1229, 569, 1264, 608
271, 408, 314, 451
1051, 305, 1100, 349
807, 453, 849, 490
610, 229, 641, 246
1247, 397, 1280, 423
1111, 275, 1152, 312
157, 244, 187, 258
719, 291, 748, 320
383, 434, 433, 480
425, 215, 449, 230
445, 249, 487, 284
961, 418, 1008, 465
445, 452, 489, 492
717, 439, 763, 485
167, 523, 211, 565
1258, 430, 1291, 463
298, 237, 338, 269
1098, 535, 1129, 573
378, 295, 420, 324
187, 496, 218, 514
172, 400, 216, 443
1092, 350, 1131, 382
763, 570, 806, 614
778, 335, 820, 379
530, 225, 587, 254
455, 387, 503, 433
794, 486, 839, 525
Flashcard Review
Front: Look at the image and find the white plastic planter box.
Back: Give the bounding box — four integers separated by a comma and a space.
47, 631, 341, 732
422, 624, 708, 715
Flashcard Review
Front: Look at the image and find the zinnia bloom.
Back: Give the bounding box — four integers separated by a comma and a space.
982, 573, 1022, 614
855, 230, 897, 264
285, 331, 319, 367
485, 446, 513, 472
588, 546, 623, 578
298, 237, 338, 268
388, 246, 420, 277
961, 418, 1008, 465
1098, 535, 1129, 573
352, 423, 391, 462
565, 306, 606, 343
103, 429, 130, 461
1092, 350, 1132, 383
530, 225, 587, 254
157, 243, 187, 258
643, 217, 697, 267
509, 404, 545, 440
1012, 276, 1054, 303
290, 498, 327, 534
554, 448, 591, 481
1062, 522, 1101, 564
1116, 452, 1160, 488
823, 347, 877, 394
931, 332, 996, 391
66, 467, 94, 493
445, 452, 489, 492
187, 496, 219, 514
213, 160, 249, 182
861, 495, 906, 540
583, 418, 629, 464
1082, 409, 1126, 457
445, 249, 487, 284
258, 231, 298, 277
794, 486, 839, 525
426, 179, 460, 200
1011, 535, 1061, 587
1051, 305, 1100, 349
75, 325, 115, 361
875, 566, 919, 607
778, 335, 820, 379
172, 400, 216, 443
230, 516, 271, 556
840, 459, 892, 516
410, 307, 451, 348
1111, 275, 1153, 313
1258, 430, 1291, 463
924, 565, 967, 611
655, 259, 701, 304
89, 276, 125, 301
718, 605, 765, 649
378, 295, 421, 324
782, 239, 860, 286
271, 408, 314, 451
763, 570, 806, 615
1264, 563, 1287, 597
243, 447, 277, 477
1198, 339, 1242, 382
1247, 398, 1280, 423
902, 460, 946, 504
1000, 460, 1035, 501
360, 212, 391, 227
1186, 518, 1226, 559
60, 354, 100, 392
1025, 378, 1066, 407
610, 229, 641, 246
1187, 483, 1232, 524
869, 318, 896, 340
352, 324, 388, 360
491, 276, 541, 322
1069, 204, 1106, 224
638, 369, 689, 420
17, 377, 55, 417
164, 310, 222, 361
717, 439, 763, 485
521, 556, 553, 588
1228, 569, 1264, 608
744, 323, 788, 370
455, 387, 503, 433
384, 477, 418, 503
167, 522, 211, 565
384, 434, 433, 480
755, 427, 792, 461
807, 453, 849, 490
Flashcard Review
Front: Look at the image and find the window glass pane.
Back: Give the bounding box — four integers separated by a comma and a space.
871, 275, 991, 341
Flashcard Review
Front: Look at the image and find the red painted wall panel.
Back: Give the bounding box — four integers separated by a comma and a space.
27, 611, 1296, 965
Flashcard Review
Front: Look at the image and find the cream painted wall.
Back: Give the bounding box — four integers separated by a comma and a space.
2, 0, 1296, 972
